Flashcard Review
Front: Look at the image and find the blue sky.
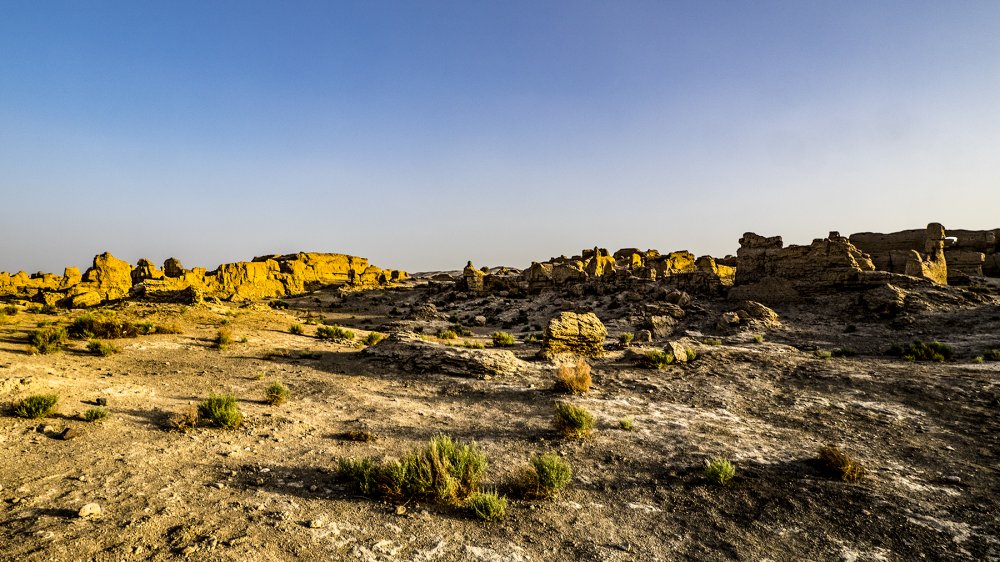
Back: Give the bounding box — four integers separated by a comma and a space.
2, 1, 999, 274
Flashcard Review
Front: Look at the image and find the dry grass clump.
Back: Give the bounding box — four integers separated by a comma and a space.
818, 445, 866, 482
264, 381, 290, 405
10, 394, 59, 419
213, 328, 233, 349
437, 329, 458, 340
553, 401, 595, 438
554, 358, 591, 394
87, 340, 119, 357
317, 324, 354, 342
154, 322, 184, 334
197, 394, 243, 429
491, 331, 516, 347
344, 429, 378, 442
337, 434, 487, 504
288, 324, 304, 335
704, 457, 736, 485
619, 332, 634, 346
28, 326, 67, 354
167, 404, 199, 432
83, 407, 109, 422
619, 417, 634, 430
68, 314, 142, 339
466, 489, 508, 521
888, 340, 953, 362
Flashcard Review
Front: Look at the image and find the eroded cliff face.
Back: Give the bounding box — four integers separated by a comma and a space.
0, 252, 407, 307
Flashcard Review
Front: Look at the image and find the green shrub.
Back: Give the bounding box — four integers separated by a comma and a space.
11, 394, 59, 419
685, 348, 697, 362
524, 452, 572, 498
973, 356, 985, 364
460, 340, 485, 349
264, 381, 290, 405
197, 394, 243, 429
815, 350, 832, 359
362, 332, 387, 346
524, 333, 540, 344
437, 329, 458, 340
643, 350, 674, 369
887, 340, 953, 362
619, 417, 634, 430
288, 324, 304, 335
553, 401, 595, 438
338, 434, 486, 504
491, 331, 516, 347
68, 314, 141, 339
87, 340, 119, 357
213, 328, 233, 349
619, 332, 634, 346
818, 446, 865, 483
704, 457, 735, 485
985, 349, 1000, 361
83, 407, 109, 422
317, 324, 354, 342
703, 338, 723, 346
752, 334, 764, 343
28, 326, 67, 354
466, 490, 507, 521
136, 322, 157, 335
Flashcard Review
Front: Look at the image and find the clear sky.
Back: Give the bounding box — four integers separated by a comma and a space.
2, 1, 999, 274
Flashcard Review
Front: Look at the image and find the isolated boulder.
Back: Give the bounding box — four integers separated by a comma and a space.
364, 332, 525, 379
542, 312, 607, 357
80, 252, 133, 301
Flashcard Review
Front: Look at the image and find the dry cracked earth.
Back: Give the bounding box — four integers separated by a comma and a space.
1, 278, 998, 561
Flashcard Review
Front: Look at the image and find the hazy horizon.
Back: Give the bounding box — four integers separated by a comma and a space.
3, 1, 999, 275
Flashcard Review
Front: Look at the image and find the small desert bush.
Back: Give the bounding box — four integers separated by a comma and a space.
619, 332, 634, 346
686, 348, 697, 362
703, 338, 723, 346
264, 381, 290, 406
362, 332, 387, 346
815, 350, 833, 359
984, 349, 1000, 361
1, 305, 17, 316
317, 324, 354, 342
524, 333, 540, 344
554, 358, 592, 394
704, 457, 735, 485
520, 452, 572, 498
831, 348, 857, 358
11, 394, 59, 419
643, 350, 674, 369
213, 328, 233, 349
619, 417, 634, 430
83, 407, 109, 422
437, 329, 458, 340
197, 394, 243, 429
466, 490, 507, 521
888, 340, 953, 362
460, 340, 484, 349
154, 322, 184, 334
753, 334, 764, 343
345, 429, 377, 442
288, 324, 304, 335
553, 401, 595, 438
87, 340, 119, 357
973, 356, 984, 364
818, 445, 865, 483
28, 326, 68, 354
491, 331, 516, 347
168, 404, 199, 432
68, 314, 141, 339
136, 322, 157, 335
338, 434, 486, 504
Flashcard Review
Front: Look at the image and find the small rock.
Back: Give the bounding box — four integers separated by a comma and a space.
78, 503, 102, 518
943, 475, 962, 484
95, 398, 108, 406
60, 428, 80, 440
309, 518, 325, 528
395, 505, 406, 516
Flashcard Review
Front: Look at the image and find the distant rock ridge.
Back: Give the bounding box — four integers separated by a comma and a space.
0, 252, 407, 307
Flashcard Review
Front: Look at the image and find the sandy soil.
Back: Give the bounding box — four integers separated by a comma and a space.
1, 280, 998, 561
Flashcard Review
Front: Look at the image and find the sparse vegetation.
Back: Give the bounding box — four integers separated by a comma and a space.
553, 401, 595, 438
466, 489, 507, 521
87, 340, 119, 357
28, 326, 67, 354
337, 434, 487, 504
703, 338, 723, 346
345, 429, 377, 442
619, 417, 634, 430
524, 333, 541, 344
437, 329, 458, 340
753, 334, 764, 343
84, 407, 109, 422
288, 324, 304, 335
362, 331, 387, 346
973, 356, 985, 364
831, 348, 857, 358
154, 322, 184, 334
264, 381, 290, 405
68, 314, 142, 339
167, 404, 199, 432
491, 331, 516, 347
643, 350, 674, 369
10, 394, 59, 419
619, 332, 634, 346
197, 394, 243, 429
685, 348, 697, 362
704, 457, 735, 485
888, 340, 954, 362
554, 358, 592, 394
521, 452, 572, 498
213, 327, 233, 349
317, 324, 354, 342
816, 350, 833, 359
818, 445, 865, 483
984, 349, 1000, 361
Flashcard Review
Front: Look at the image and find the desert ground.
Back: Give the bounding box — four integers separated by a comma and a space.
1, 270, 998, 562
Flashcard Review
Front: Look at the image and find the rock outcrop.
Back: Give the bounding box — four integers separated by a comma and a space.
849, 224, 947, 285
364, 332, 526, 379
541, 312, 607, 357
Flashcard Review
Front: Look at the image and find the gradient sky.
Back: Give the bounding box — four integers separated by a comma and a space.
2, 1, 999, 274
